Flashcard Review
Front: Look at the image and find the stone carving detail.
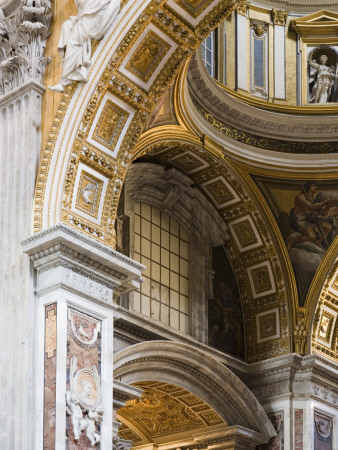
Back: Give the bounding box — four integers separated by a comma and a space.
0, 0, 51, 95
49, 0, 120, 92
308, 48, 338, 104
251, 20, 268, 37
66, 356, 103, 445
69, 309, 101, 345
271, 9, 288, 26
294, 310, 307, 355
112, 434, 133, 450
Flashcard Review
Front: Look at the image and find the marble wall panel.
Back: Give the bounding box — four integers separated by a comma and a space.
295, 409, 303, 450
44, 303, 57, 449
66, 309, 102, 449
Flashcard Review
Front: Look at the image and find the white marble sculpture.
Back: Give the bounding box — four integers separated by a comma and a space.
308, 54, 337, 103
86, 406, 104, 446
66, 392, 87, 440
66, 356, 103, 445
49, 0, 120, 92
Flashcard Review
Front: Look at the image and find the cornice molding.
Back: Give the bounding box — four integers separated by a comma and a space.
187, 53, 338, 152
22, 224, 145, 296
249, 1, 338, 14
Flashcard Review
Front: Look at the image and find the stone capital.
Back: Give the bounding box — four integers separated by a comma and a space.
271, 9, 288, 26
0, 0, 52, 96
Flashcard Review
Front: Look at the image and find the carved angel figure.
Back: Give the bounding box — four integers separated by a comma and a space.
49, 0, 120, 92
66, 391, 87, 441
67, 356, 103, 445
86, 406, 103, 446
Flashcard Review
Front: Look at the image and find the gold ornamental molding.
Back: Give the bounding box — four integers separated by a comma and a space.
34, 0, 245, 245
271, 9, 288, 26
290, 10, 338, 37
133, 125, 293, 362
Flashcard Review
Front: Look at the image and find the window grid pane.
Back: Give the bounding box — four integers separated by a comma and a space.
133, 202, 190, 332
201, 32, 215, 77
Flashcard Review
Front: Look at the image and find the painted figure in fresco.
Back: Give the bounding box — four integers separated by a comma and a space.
286, 182, 338, 272
308, 54, 337, 103
287, 182, 335, 251
49, 0, 120, 92
209, 281, 244, 357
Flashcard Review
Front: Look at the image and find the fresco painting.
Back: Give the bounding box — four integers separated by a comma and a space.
208, 246, 245, 358
253, 177, 338, 306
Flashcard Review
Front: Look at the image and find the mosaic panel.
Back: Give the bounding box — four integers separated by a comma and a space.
208, 246, 244, 358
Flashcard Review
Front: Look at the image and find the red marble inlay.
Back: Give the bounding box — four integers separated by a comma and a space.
44, 303, 57, 450
295, 409, 303, 450
262, 411, 283, 450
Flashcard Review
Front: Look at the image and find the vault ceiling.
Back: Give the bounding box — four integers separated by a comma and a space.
117, 381, 224, 446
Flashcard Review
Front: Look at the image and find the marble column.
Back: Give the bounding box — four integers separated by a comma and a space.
0, 2, 51, 448
23, 224, 144, 449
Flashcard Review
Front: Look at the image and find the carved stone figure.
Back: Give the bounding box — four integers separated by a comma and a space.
49, 0, 120, 92
0, 0, 51, 95
66, 392, 87, 441
308, 54, 337, 103
86, 406, 103, 446
66, 356, 103, 445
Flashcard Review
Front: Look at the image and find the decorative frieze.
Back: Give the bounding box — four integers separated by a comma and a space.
0, 0, 51, 95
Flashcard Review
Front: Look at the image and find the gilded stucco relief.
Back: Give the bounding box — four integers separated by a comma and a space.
117, 381, 224, 445
136, 138, 290, 362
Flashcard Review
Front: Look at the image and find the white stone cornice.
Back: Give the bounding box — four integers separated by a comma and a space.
250, 1, 338, 14
22, 224, 145, 300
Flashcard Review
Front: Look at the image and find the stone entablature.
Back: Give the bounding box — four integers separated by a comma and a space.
187, 53, 338, 149
247, 353, 338, 408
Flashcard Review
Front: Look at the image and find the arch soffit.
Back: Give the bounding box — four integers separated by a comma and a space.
34, 0, 243, 239
306, 240, 338, 361
132, 128, 294, 362
114, 340, 277, 439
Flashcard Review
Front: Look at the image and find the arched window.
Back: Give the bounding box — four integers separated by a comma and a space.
132, 202, 190, 333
